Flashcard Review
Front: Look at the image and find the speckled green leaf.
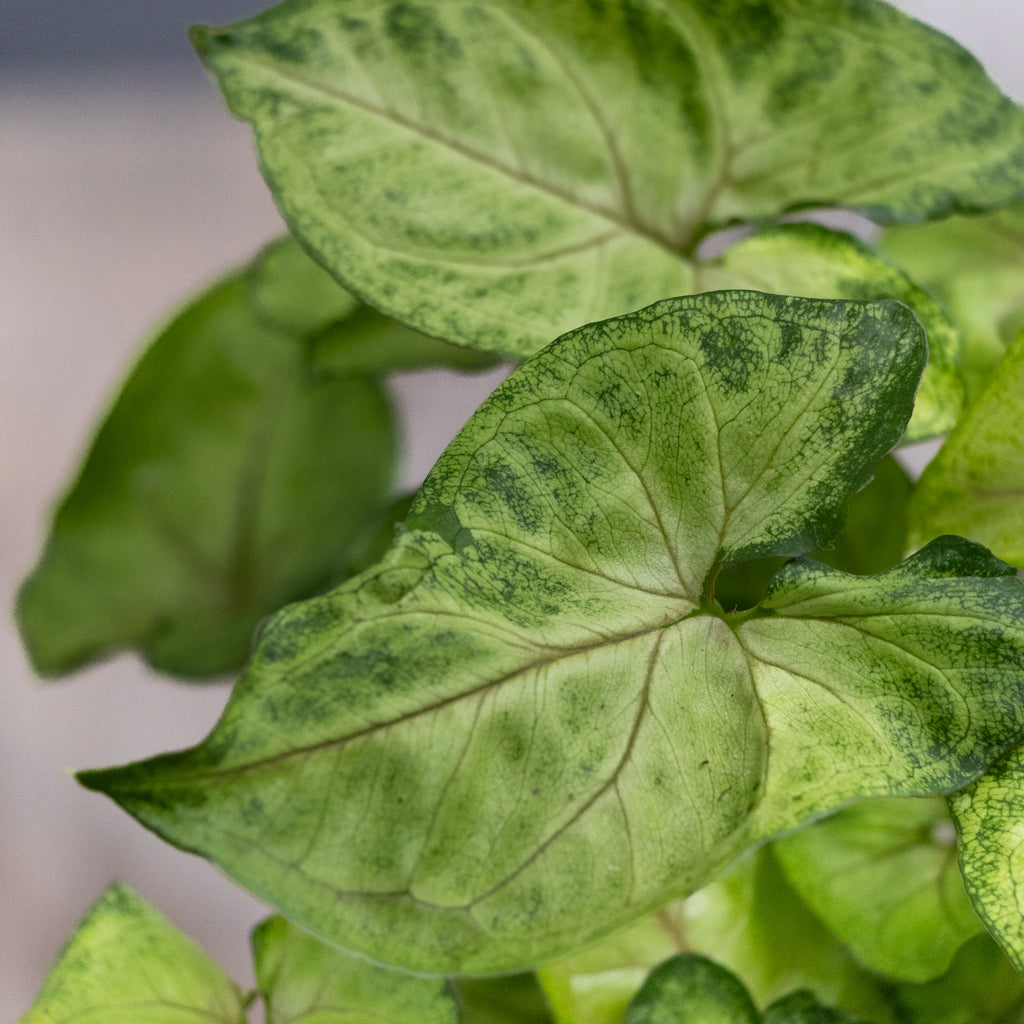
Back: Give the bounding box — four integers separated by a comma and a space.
773, 797, 981, 982
623, 955, 759, 1024
948, 742, 1024, 974
762, 992, 873, 1024
698, 224, 964, 440
17, 263, 395, 678
80, 293, 1024, 974
883, 201, 1024, 396
191, 0, 1024, 361
18, 883, 247, 1024
907, 328, 1024, 567
253, 915, 458, 1024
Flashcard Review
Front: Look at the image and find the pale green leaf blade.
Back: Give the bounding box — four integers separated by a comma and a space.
79, 293, 934, 972
882, 201, 1024, 395
253, 915, 458, 1024
948, 742, 1024, 973
537, 900, 688, 1024
191, 0, 1024, 356
17, 268, 396, 678
621, 955, 758, 1024
773, 797, 981, 982
907, 328, 1024, 567
698, 223, 964, 440
18, 883, 247, 1024
682, 848, 897, 1022
886, 932, 1024, 1024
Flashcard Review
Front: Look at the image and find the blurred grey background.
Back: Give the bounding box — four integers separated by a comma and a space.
3, 1, 1023, 1018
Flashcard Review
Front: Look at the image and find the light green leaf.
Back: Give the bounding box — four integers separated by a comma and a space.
17, 264, 396, 678
907, 328, 1024, 567
191, 0, 1024, 364
682, 847, 898, 1023
948, 742, 1024, 974
773, 797, 982, 982
80, 293, 1024, 973
886, 932, 1024, 1024
883, 201, 1024, 396
698, 224, 965, 440
253, 915, 458, 1024
18, 883, 247, 1024
622, 954, 759, 1024
537, 900, 688, 1024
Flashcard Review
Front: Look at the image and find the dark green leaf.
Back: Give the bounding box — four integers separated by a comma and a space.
80, 294, 1024, 974
451, 974, 555, 1024
18, 268, 396, 678
191, 0, 1023, 385
18, 883, 247, 1024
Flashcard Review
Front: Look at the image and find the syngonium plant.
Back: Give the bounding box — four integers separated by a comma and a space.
16, 1, 1024, 1021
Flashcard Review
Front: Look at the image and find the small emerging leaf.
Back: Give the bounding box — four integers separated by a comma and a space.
908, 327, 1024, 567
773, 797, 981, 982
192, 0, 1024, 368
19, 883, 247, 1024
253, 915, 458, 1024
80, 294, 1024, 974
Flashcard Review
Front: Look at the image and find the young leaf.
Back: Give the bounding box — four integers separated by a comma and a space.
883, 201, 1024, 396
191, 0, 1024, 360
907, 327, 1024, 567
18, 883, 248, 1024
622, 954, 758, 1024
773, 797, 982, 982
80, 293, 1024, 974
17, 269, 396, 678
253, 915, 458, 1024
948, 742, 1024, 974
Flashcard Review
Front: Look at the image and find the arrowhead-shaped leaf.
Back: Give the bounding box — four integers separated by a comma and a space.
883, 201, 1024, 396
191, 0, 1024, 380
773, 797, 981, 982
253, 915, 458, 1024
908, 327, 1024, 567
18, 883, 247, 1024
80, 293, 1024, 973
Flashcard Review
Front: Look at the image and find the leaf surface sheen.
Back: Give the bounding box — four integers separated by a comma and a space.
192, 0, 1024, 380
81, 293, 1024, 973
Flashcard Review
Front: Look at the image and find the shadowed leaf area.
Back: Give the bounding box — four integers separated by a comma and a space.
79, 292, 1024, 974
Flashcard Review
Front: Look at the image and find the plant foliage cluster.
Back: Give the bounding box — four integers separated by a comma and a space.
16, 0, 1024, 1021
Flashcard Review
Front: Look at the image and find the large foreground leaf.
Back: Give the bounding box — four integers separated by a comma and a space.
907, 328, 1024, 567
81, 293, 1024, 972
18, 884, 247, 1024
192, 0, 1024, 365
